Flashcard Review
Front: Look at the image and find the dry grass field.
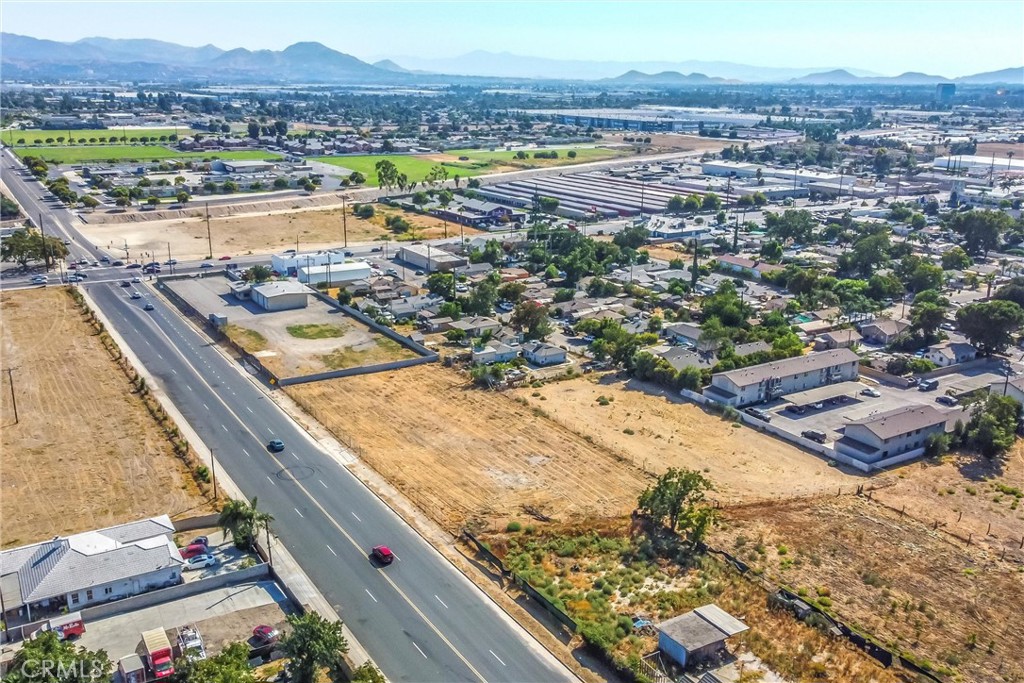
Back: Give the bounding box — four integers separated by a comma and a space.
80, 202, 482, 261
512, 375, 861, 503
0, 287, 213, 547
284, 365, 651, 531
712, 493, 1024, 682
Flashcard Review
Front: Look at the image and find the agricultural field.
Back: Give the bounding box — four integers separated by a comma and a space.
311, 145, 628, 186
711, 491, 1024, 682
0, 287, 214, 547
283, 364, 651, 531
1, 128, 186, 146
78, 200, 479, 261
512, 374, 859, 503
480, 521, 905, 683
15, 145, 282, 164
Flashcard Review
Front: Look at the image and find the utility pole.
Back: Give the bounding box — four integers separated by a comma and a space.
167, 242, 173, 275
4, 367, 18, 424
265, 522, 273, 567
205, 202, 212, 259
690, 239, 699, 290
342, 195, 348, 247
210, 449, 218, 500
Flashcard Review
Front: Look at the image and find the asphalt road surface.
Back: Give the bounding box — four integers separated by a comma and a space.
2, 147, 573, 682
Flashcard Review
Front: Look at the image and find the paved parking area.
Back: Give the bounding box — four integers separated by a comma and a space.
181, 530, 256, 582
75, 580, 290, 662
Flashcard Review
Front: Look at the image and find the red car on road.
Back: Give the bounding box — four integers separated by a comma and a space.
371, 545, 394, 565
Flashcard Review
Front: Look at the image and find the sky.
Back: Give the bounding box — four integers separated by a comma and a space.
2, 0, 1022, 77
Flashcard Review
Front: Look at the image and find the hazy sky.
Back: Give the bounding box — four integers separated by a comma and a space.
3, 0, 1022, 77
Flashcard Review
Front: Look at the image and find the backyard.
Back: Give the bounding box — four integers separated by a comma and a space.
0, 287, 214, 547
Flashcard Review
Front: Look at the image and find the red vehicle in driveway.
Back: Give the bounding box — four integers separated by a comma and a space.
252, 625, 280, 647
178, 543, 208, 559
371, 545, 394, 565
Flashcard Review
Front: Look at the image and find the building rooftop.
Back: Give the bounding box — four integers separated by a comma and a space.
657, 604, 749, 651
846, 404, 947, 441
252, 281, 309, 297
715, 348, 859, 388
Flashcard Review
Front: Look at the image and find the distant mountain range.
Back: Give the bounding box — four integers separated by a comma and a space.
2, 33, 1022, 86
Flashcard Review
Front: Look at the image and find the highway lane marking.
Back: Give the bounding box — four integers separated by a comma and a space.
186, 384, 193, 391
365, 589, 378, 603
489, 650, 506, 667
203, 403, 209, 410
125, 310, 489, 683
413, 642, 427, 659
435, 595, 448, 609
292, 452, 300, 461
351, 511, 362, 522
294, 507, 304, 518
327, 544, 337, 556
171, 369, 177, 374
242, 449, 251, 457
222, 424, 229, 432
246, 406, 254, 413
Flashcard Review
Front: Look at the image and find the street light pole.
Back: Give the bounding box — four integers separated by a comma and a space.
210, 448, 218, 500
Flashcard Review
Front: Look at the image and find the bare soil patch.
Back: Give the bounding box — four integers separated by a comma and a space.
80, 203, 483, 261
0, 287, 214, 547
976, 141, 1024, 161
513, 375, 861, 503
284, 365, 650, 531
712, 494, 1024, 682
602, 133, 740, 154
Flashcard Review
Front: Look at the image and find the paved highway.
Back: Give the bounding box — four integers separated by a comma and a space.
2, 148, 573, 682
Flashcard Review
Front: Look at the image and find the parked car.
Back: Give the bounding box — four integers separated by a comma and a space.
744, 407, 771, 422
414, 269, 425, 276
267, 439, 285, 453
785, 404, 806, 414
178, 543, 208, 559
811, 402, 824, 410
252, 626, 280, 647
801, 429, 828, 444
860, 387, 881, 398
184, 554, 216, 571
936, 395, 959, 406
918, 379, 939, 391
200, 262, 214, 268
371, 545, 394, 565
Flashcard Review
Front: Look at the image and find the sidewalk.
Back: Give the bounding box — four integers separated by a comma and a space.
83, 287, 379, 678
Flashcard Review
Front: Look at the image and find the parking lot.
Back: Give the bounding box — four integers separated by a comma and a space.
761, 365, 1006, 445
180, 530, 257, 583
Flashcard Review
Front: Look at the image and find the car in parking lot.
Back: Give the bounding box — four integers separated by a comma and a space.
371, 545, 394, 565
936, 395, 959, 406
918, 379, 939, 391
184, 554, 217, 571
414, 269, 425, 276
267, 439, 285, 453
785, 404, 806, 415
744, 407, 771, 422
810, 402, 824, 410
190, 536, 209, 547
860, 387, 881, 398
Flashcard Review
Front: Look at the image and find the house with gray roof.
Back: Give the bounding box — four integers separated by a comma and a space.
836, 404, 949, 464
0, 515, 182, 624
657, 604, 749, 669
522, 341, 567, 366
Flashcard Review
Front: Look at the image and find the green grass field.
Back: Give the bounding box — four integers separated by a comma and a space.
15, 146, 282, 164
312, 154, 485, 187
2, 128, 189, 146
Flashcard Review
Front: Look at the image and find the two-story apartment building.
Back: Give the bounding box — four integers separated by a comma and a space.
702, 348, 860, 407
835, 404, 949, 465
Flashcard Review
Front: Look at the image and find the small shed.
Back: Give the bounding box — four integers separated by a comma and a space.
657, 604, 749, 669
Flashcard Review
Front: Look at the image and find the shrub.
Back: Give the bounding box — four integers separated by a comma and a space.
623, 428, 635, 435
195, 465, 210, 482
506, 521, 522, 532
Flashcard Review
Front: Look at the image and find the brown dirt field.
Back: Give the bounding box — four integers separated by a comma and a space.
283, 365, 651, 531
712, 495, 1024, 682
976, 142, 1024, 161
0, 287, 214, 547
80, 203, 482, 261
513, 375, 862, 503
602, 133, 741, 153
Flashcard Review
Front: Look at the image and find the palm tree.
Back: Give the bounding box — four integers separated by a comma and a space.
1008, 151, 1016, 171
219, 497, 273, 550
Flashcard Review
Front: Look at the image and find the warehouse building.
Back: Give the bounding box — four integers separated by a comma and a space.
297, 261, 373, 287
251, 281, 309, 311
397, 244, 467, 272
271, 251, 349, 277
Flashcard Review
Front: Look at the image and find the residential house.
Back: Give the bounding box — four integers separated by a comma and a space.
449, 316, 502, 338
991, 376, 1024, 405
814, 329, 862, 351
663, 322, 703, 346
522, 341, 567, 366
859, 319, 910, 345
656, 604, 749, 669
925, 341, 976, 367
472, 343, 519, 364
659, 347, 717, 372
716, 254, 784, 280
423, 316, 454, 333
0, 516, 182, 624
387, 294, 438, 321
702, 348, 860, 407
835, 404, 949, 464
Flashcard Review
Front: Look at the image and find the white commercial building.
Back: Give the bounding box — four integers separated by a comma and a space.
271, 251, 349, 277
297, 261, 372, 287
251, 281, 309, 311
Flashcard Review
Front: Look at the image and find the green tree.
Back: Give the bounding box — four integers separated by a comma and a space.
613, 224, 649, 250
911, 302, 946, 338
764, 209, 815, 243
279, 611, 349, 683
171, 642, 254, 683
336, 289, 353, 306
637, 467, 716, 544
682, 195, 702, 212
351, 663, 387, 683
411, 191, 429, 207
965, 395, 1022, 458
218, 497, 273, 550
497, 281, 527, 304
80, 194, 100, 209
463, 278, 498, 315
374, 159, 399, 191
947, 210, 1012, 257
5, 631, 111, 683
426, 272, 455, 297
760, 241, 783, 261
941, 246, 972, 270
439, 300, 462, 320
538, 196, 559, 213
510, 301, 553, 340
956, 300, 1024, 354
701, 193, 722, 211
445, 328, 467, 343
667, 195, 686, 214
553, 288, 575, 303
245, 264, 273, 283
247, 121, 260, 139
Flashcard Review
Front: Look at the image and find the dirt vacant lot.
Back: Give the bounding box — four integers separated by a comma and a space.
0, 287, 213, 547
513, 375, 861, 503
284, 365, 651, 531
81, 202, 483, 261
712, 494, 1024, 683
